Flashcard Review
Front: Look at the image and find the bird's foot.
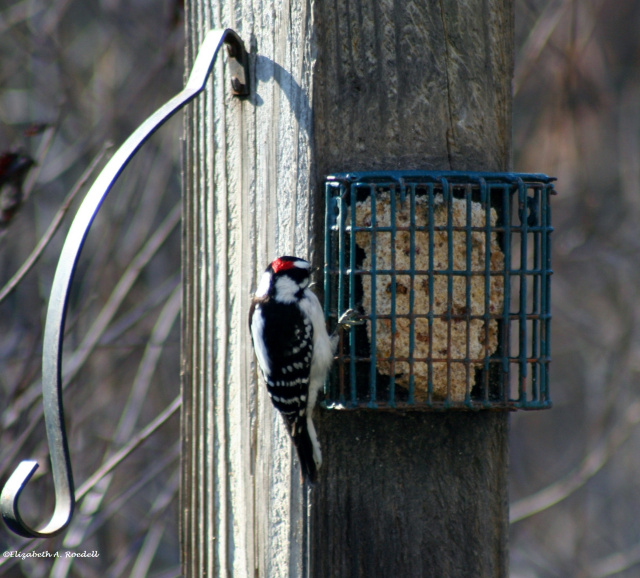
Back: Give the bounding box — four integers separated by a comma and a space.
338, 308, 364, 328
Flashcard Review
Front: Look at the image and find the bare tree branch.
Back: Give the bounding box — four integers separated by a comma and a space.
53, 285, 181, 576
511, 400, 640, 523
0, 143, 111, 304
75, 395, 181, 502
590, 541, 640, 578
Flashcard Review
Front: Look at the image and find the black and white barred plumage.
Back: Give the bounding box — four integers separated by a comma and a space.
249, 256, 335, 483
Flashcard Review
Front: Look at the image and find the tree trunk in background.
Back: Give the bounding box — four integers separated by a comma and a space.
182, 0, 513, 576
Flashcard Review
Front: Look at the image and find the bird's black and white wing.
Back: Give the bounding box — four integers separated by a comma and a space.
249, 299, 319, 481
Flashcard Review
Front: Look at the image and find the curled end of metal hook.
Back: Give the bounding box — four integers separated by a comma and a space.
2, 460, 41, 537
1, 460, 72, 538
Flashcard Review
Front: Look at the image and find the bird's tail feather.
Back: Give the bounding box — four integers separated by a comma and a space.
290, 419, 320, 484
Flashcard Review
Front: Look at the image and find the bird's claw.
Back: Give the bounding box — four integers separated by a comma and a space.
338, 308, 364, 328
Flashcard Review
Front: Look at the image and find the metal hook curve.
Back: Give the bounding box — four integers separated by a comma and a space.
0, 28, 250, 539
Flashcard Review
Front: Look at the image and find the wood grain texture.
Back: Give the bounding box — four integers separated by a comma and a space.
312, 411, 509, 577
314, 0, 513, 176
181, 1, 317, 576
310, 0, 512, 576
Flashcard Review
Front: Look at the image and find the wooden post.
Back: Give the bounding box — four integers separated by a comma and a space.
182, 1, 513, 576
181, 4, 315, 576
311, 2, 512, 576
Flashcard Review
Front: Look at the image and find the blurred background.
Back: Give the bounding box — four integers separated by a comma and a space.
0, 0, 638, 576
0, 1, 184, 576
511, 2, 640, 577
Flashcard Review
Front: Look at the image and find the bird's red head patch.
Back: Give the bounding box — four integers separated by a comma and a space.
271, 256, 309, 274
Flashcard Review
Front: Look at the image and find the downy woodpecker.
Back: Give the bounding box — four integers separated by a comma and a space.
249, 256, 357, 483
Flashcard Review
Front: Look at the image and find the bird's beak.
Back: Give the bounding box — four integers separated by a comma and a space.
307, 267, 319, 288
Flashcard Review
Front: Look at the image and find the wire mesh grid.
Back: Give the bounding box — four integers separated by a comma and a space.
323, 171, 555, 411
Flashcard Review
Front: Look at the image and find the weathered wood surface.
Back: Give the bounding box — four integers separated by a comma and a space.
182, 0, 513, 575
181, 2, 316, 576
313, 412, 509, 577
314, 0, 513, 177
311, 2, 512, 575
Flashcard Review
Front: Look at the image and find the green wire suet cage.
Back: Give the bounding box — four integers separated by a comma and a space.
324, 171, 555, 411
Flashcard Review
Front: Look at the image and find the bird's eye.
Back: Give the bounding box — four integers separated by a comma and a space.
287, 268, 310, 286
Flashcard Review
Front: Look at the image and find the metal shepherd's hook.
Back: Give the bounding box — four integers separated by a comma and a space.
0, 28, 250, 539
